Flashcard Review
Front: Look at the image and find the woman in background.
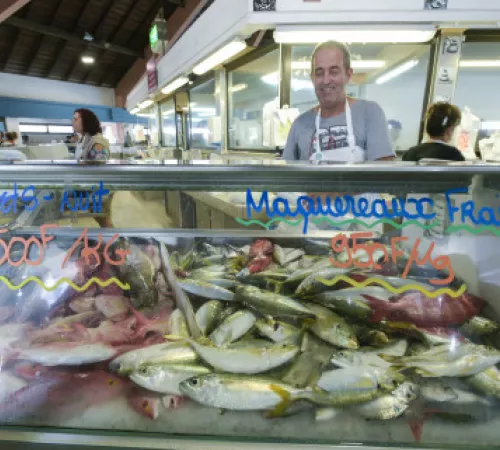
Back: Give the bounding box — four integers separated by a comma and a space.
403, 102, 465, 162
72, 108, 110, 160
72, 108, 113, 227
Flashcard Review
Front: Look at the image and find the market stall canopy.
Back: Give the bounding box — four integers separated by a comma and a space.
0, 0, 185, 88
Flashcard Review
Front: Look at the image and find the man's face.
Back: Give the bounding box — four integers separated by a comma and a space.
311, 47, 353, 108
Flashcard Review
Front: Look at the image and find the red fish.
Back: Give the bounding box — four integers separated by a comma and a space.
365, 292, 484, 327
72, 316, 137, 345
248, 239, 274, 273
46, 370, 129, 419
132, 308, 171, 341
113, 334, 166, 356
0, 380, 58, 421
95, 263, 123, 296
127, 386, 160, 420
162, 394, 184, 410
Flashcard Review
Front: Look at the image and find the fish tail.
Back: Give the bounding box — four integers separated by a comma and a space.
363, 295, 391, 323
266, 384, 293, 418
300, 386, 331, 407
377, 353, 401, 363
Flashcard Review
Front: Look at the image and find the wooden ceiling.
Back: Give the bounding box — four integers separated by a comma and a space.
0, 0, 183, 88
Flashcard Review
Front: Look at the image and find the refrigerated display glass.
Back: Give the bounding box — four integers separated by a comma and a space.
0, 161, 500, 450
228, 48, 280, 150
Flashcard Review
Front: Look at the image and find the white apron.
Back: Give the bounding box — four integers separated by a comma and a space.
277, 100, 382, 234
310, 100, 365, 163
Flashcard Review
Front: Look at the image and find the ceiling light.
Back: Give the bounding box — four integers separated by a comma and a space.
230, 83, 248, 92
274, 26, 436, 44
161, 76, 189, 95
459, 60, 500, 68
139, 99, 154, 109
81, 55, 95, 64
291, 60, 386, 70
130, 108, 140, 115
193, 40, 247, 75
375, 59, 419, 84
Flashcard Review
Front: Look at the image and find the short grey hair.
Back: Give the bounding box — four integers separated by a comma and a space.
311, 41, 351, 73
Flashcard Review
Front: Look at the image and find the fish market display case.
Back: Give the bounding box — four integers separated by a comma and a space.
1, 160, 500, 450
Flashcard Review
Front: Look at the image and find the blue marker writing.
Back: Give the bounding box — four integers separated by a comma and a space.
59, 181, 110, 214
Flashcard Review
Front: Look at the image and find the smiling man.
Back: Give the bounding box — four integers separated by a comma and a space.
283, 41, 395, 162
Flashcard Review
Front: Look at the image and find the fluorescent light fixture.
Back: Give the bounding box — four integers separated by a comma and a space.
230, 83, 248, 92
193, 40, 247, 75
161, 76, 189, 95
81, 55, 95, 64
291, 60, 386, 70
460, 60, 500, 68
192, 107, 216, 114
130, 108, 140, 115
274, 26, 436, 44
375, 59, 418, 84
139, 99, 154, 109
481, 121, 500, 130
48, 125, 74, 134
19, 125, 48, 133
162, 109, 175, 116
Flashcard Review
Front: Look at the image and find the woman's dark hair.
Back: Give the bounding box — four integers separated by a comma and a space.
5, 132, 18, 141
75, 108, 102, 136
425, 102, 461, 138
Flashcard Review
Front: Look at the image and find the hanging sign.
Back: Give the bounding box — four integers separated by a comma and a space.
253, 0, 276, 11
424, 0, 448, 9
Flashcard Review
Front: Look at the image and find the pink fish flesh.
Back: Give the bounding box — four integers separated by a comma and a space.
132, 308, 171, 341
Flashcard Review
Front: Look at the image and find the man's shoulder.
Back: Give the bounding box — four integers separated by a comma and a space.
352, 98, 383, 113
293, 109, 315, 127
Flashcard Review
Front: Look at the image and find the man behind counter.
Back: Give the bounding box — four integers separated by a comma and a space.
283, 40, 395, 163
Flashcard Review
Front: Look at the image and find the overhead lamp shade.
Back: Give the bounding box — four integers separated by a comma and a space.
193, 40, 247, 75
274, 26, 437, 44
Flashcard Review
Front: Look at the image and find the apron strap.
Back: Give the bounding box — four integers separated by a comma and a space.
345, 99, 356, 150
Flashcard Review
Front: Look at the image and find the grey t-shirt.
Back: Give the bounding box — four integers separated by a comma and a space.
283, 99, 394, 161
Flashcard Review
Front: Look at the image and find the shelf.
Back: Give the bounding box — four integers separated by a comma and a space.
0, 160, 499, 193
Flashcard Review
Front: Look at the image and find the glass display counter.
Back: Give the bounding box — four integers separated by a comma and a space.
0, 160, 499, 450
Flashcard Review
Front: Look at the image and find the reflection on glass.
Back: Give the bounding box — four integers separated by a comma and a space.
160, 98, 177, 148
455, 42, 500, 160
228, 48, 280, 150
189, 79, 218, 149
290, 44, 431, 152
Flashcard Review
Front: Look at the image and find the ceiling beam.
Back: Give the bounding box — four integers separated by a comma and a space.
163, 0, 185, 7
0, 0, 30, 23
4, 16, 142, 57
98, 0, 161, 86
25, 0, 66, 75
82, 0, 138, 84
2, 0, 30, 71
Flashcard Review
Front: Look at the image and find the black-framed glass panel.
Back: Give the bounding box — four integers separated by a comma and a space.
455, 41, 500, 148
188, 78, 218, 150
290, 44, 432, 152
160, 98, 177, 148
228, 48, 280, 150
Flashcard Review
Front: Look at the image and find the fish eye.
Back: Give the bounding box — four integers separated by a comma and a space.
190, 378, 199, 386
273, 322, 280, 331
139, 367, 148, 374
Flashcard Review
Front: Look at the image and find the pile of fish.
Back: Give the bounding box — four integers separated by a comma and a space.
1, 235, 500, 443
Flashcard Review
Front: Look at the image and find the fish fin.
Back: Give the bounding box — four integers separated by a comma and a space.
131, 308, 151, 328
377, 353, 400, 363
266, 384, 292, 418
363, 295, 392, 323
163, 334, 190, 342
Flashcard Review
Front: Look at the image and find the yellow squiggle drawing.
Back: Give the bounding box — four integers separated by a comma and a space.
0, 276, 130, 292
315, 275, 467, 298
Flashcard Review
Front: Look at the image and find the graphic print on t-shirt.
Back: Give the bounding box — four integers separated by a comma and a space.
309, 125, 348, 156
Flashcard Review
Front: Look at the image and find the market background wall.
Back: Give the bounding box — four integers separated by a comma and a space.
0, 72, 115, 106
